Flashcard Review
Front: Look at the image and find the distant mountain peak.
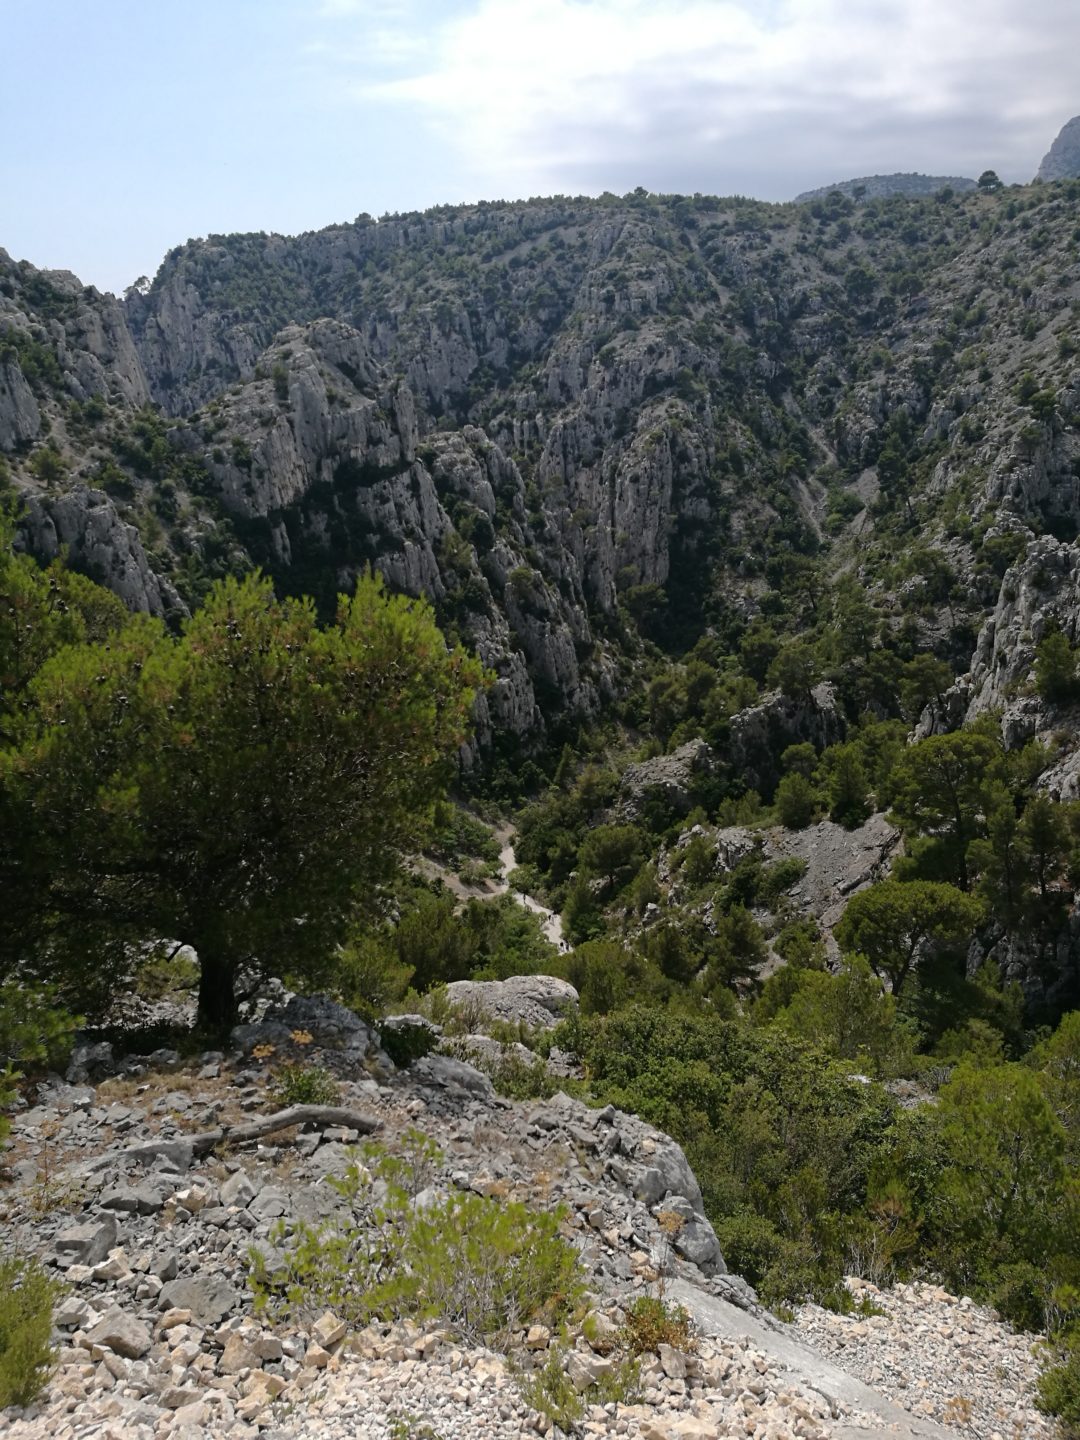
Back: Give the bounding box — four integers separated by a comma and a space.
1036, 115, 1080, 181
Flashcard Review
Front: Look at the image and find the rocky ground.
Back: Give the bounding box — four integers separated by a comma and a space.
0, 989, 1052, 1440
795, 1279, 1054, 1440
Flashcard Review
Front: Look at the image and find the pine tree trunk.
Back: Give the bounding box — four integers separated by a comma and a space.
196, 949, 239, 1033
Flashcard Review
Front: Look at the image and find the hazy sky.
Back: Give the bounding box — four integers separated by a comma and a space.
2, 0, 1077, 295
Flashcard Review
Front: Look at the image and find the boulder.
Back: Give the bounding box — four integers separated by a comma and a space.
410, 1054, 495, 1101
159, 1274, 240, 1327
444, 974, 578, 1031
86, 1309, 152, 1359
54, 1216, 118, 1268
65, 1039, 116, 1085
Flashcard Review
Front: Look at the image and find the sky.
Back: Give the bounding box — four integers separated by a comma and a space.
1, 0, 1077, 296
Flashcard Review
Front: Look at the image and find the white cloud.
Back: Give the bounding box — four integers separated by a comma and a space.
333, 0, 1080, 197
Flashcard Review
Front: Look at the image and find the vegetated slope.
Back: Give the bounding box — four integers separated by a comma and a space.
793, 174, 977, 203
2, 180, 1077, 762
5, 179, 1080, 1425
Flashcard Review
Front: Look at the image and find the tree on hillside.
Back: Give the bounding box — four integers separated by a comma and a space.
1035, 628, 1080, 703
578, 824, 646, 893
2, 567, 482, 1029
886, 728, 1001, 890
835, 879, 984, 995
977, 170, 1004, 193
934, 1064, 1068, 1279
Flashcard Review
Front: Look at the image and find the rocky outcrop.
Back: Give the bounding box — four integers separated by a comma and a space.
0, 251, 149, 409
618, 739, 716, 822
16, 486, 183, 618
0, 352, 41, 449
0, 1001, 1037, 1440
728, 684, 847, 797
967, 535, 1080, 722
666, 813, 900, 951
1037, 115, 1080, 182
443, 974, 579, 1030
168, 319, 606, 739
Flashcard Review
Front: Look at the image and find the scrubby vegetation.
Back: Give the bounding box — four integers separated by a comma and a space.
248, 1131, 582, 1347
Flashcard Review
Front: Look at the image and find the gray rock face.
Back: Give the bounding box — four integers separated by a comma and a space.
618, 739, 715, 821
1037, 115, 1080, 181
17, 486, 183, 617
0, 352, 41, 449
968, 534, 1080, 719
443, 974, 579, 1031
727, 683, 846, 796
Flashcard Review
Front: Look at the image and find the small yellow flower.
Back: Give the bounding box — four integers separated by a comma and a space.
290, 1030, 314, 1046
252, 1043, 276, 1060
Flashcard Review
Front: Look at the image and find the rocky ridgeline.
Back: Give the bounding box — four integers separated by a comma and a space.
4, 166, 1080, 754
796, 1278, 1054, 1440
793, 175, 976, 204
0, 989, 1039, 1440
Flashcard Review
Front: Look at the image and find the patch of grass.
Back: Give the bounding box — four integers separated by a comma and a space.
269, 1063, 340, 1108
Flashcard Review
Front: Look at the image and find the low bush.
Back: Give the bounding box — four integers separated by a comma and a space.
268, 1063, 339, 1108
249, 1132, 582, 1348
620, 1295, 693, 1355
1037, 1330, 1080, 1437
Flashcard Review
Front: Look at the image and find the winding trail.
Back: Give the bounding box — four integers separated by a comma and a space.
492, 829, 568, 951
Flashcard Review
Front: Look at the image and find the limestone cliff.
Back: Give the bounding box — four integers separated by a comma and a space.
1037, 114, 1080, 182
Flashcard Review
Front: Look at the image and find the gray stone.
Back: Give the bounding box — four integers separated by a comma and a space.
65, 1039, 116, 1084
410, 1054, 495, 1100
100, 1184, 166, 1215
159, 1274, 240, 1327
443, 974, 578, 1032
220, 1169, 257, 1208
86, 1308, 152, 1359
54, 1216, 118, 1268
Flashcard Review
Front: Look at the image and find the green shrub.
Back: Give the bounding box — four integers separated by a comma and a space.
380, 1020, 439, 1069
1037, 1330, 1080, 1436
759, 857, 809, 906
517, 1348, 585, 1431
0, 1253, 62, 1407
0, 983, 79, 1142
269, 1063, 340, 1108
620, 1295, 693, 1355
249, 1133, 582, 1348
775, 773, 819, 829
